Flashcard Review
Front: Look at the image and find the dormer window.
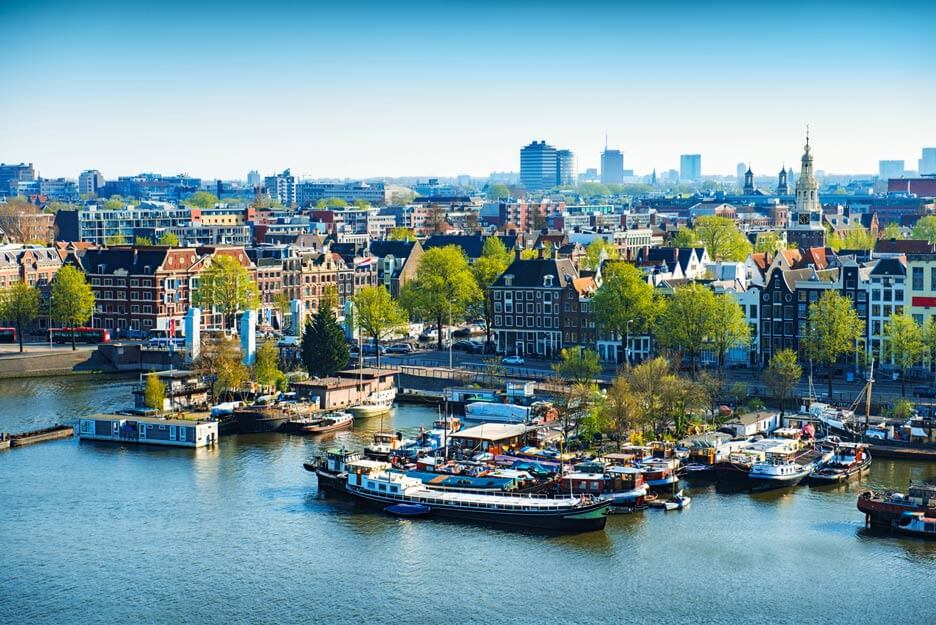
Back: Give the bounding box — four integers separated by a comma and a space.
544, 275, 554, 287
504, 275, 513, 287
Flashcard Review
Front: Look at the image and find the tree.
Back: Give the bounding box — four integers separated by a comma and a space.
486, 183, 510, 200
600, 374, 638, 449
584, 238, 619, 271
626, 357, 671, 437
803, 290, 865, 398
881, 222, 904, 240
143, 373, 166, 411
890, 398, 915, 421
273, 291, 292, 332
0, 281, 40, 352
709, 294, 750, 376
352, 199, 371, 210
884, 313, 925, 394
0, 197, 46, 243
158, 232, 180, 246
471, 237, 512, 349
530, 204, 548, 231
427, 205, 448, 234
352, 285, 408, 367
555, 381, 602, 446
764, 349, 802, 416
655, 284, 718, 375
693, 215, 752, 261
912, 216, 936, 243
316, 197, 348, 208
670, 227, 701, 248
51, 265, 96, 350
387, 227, 416, 241
924, 317, 936, 373
838, 227, 875, 252
400, 246, 481, 350
252, 339, 284, 391
552, 348, 601, 385
212, 337, 249, 401
592, 262, 659, 365
134, 235, 153, 246
105, 233, 127, 246
102, 196, 125, 210
300, 308, 349, 377
192, 254, 259, 331
754, 231, 786, 254
186, 191, 219, 209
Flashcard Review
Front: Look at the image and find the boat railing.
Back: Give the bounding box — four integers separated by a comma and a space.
348, 484, 599, 511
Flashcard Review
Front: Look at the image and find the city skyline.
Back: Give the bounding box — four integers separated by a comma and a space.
3, 1, 935, 180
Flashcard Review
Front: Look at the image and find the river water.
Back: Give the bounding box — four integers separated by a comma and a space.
1, 375, 935, 625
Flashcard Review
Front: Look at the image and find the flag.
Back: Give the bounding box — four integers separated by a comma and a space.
355, 257, 373, 268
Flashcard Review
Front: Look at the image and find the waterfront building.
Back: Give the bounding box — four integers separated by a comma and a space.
264, 169, 297, 207
905, 252, 936, 330
131, 370, 210, 411
867, 256, 906, 365
601, 148, 625, 185
679, 154, 701, 182
292, 368, 398, 411
78, 170, 105, 197
786, 134, 826, 249
77, 414, 219, 448
520, 140, 558, 191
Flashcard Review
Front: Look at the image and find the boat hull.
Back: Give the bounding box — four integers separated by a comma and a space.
345, 486, 609, 532
857, 492, 931, 528
748, 471, 809, 491
808, 457, 871, 485
348, 405, 393, 418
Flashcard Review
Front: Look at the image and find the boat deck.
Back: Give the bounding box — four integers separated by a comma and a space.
402, 485, 589, 510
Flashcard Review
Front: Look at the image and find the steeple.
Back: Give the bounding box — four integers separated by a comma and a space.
776, 164, 790, 195
743, 165, 755, 194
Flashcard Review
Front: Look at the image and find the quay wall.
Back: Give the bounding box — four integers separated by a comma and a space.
0, 350, 113, 379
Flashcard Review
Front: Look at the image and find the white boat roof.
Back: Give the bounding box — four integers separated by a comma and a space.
402, 483, 588, 509
451, 423, 528, 442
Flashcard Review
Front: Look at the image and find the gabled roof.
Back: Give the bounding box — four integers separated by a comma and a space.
423, 234, 518, 259
369, 240, 418, 259
869, 256, 906, 276
875, 239, 936, 254
493, 257, 578, 288
80, 247, 171, 275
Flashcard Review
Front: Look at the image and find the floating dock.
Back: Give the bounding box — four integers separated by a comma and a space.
0, 425, 74, 450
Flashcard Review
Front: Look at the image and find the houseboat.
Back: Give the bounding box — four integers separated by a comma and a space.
558, 466, 648, 511
463, 402, 530, 424
343, 461, 610, 532
808, 443, 871, 484
748, 440, 830, 491
77, 414, 218, 448
307, 448, 387, 492
285, 411, 353, 435
893, 511, 936, 539
637, 457, 681, 490
857, 480, 936, 529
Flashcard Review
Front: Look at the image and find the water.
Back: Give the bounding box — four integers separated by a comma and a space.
2, 376, 936, 625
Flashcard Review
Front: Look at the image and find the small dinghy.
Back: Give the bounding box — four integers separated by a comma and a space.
384, 503, 431, 517
662, 491, 691, 511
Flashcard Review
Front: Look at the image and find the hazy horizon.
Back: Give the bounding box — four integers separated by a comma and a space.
3, 0, 935, 181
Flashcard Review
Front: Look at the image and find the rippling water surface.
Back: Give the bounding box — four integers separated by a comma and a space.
2, 376, 935, 625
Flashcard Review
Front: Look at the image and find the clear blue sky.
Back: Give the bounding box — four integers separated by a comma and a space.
2, 0, 935, 180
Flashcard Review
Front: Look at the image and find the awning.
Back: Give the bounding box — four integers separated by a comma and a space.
911, 427, 928, 437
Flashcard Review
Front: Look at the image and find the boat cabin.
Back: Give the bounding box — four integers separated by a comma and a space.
132, 370, 209, 412
324, 448, 363, 473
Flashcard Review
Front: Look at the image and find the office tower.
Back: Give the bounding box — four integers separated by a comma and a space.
556, 149, 576, 186
680, 154, 701, 182
601, 148, 625, 184
919, 148, 936, 175
879, 160, 905, 180
520, 140, 558, 191
78, 170, 105, 196
736, 163, 747, 189
0, 162, 35, 194
247, 170, 262, 187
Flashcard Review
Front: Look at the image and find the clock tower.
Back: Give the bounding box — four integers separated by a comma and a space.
786, 130, 826, 248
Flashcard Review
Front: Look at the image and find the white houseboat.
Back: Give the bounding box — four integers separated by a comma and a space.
77, 414, 218, 448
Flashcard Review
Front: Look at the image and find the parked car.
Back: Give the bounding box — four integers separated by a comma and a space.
386, 343, 414, 354
912, 385, 936, 398
502, 355, 525, 365
452, 328, 472, 338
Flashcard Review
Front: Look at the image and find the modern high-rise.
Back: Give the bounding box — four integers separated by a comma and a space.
680, 154, 701, 182
520, 141, 558, 191
556, 149, 576, 186
736, 163, 747, 189
246, 170, 262, 187
879, 160, 905, 181
0, 162, 35, 195
79, 170, 105, 196
919, 148, 936, 176
601, 148, 624, 184
264, 169, 297, 206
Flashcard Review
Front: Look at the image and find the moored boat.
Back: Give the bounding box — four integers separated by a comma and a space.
343, 461, 609, 532
348, 389, 396, 418
809, 443, 871, 484
857, 481, 936, 529
285, 411, 354, 434
892, 511, 936, 539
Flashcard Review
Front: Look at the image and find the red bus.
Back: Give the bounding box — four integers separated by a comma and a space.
48, 327, 111, 344
0, 327, 15, 343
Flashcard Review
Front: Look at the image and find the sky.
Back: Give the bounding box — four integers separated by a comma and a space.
2, 0, 936, 181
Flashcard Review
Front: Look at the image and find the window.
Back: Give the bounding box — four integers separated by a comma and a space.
913, 267, 923, 291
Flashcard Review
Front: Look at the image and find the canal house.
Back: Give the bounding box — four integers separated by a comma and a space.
77, 414, 218, 448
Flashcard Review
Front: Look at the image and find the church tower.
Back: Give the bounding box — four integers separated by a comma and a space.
743, 165, 755, 194
776, 166, 791, 195
785, 130, 826, 248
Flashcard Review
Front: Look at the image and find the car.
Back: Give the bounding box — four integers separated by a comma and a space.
452, 340, 475, 352
502, 355, 525, 365
386, 343, 414, 354
912, 385, 936, 398
452, 328, 472, 338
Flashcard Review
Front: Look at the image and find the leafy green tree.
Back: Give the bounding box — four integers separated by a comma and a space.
577, 182, 610, 197
158, 232, 180, 246
486, 183, 511, 200
134, 236, 153, 246
764, 349, 802, 416
693, 215, 753, 261
213, 337, 249, 401
552, 348, 602, 385
600, 374, 638, 449
143, 372, 166, 411
387, 227, 416, 241
352, 285, 408, 367
804, 290, 865, 398
252, 339, 284, 391
884, 313, 925, 394
584, 238, 619, 270
315, 197, 348, 208
186, 191, 219, 209
300, 309, 349, 377
592, 262, 658, 364
51, 265, 96, 350
102, 196, 125, 210
670, 226, 701, 248
192, 254, 259, 331
890, 398, 915, 421
400, 245, 481, 350
353, 199, 371, 209
0, 197, 42, 243
0, 281, 40, 352
655, 284, 718, 375
881, 222, 904, 240
912, 216, 936, 243
709, 294, 750, 375
471, 237, 512, 349
626, 357, 670, 436
924, 317, 936, 372
105, 233, 127, 246
838, 227, 875, 251
754, 231, 786, 254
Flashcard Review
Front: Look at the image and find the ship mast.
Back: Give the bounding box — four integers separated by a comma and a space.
863, 358, 874, 441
